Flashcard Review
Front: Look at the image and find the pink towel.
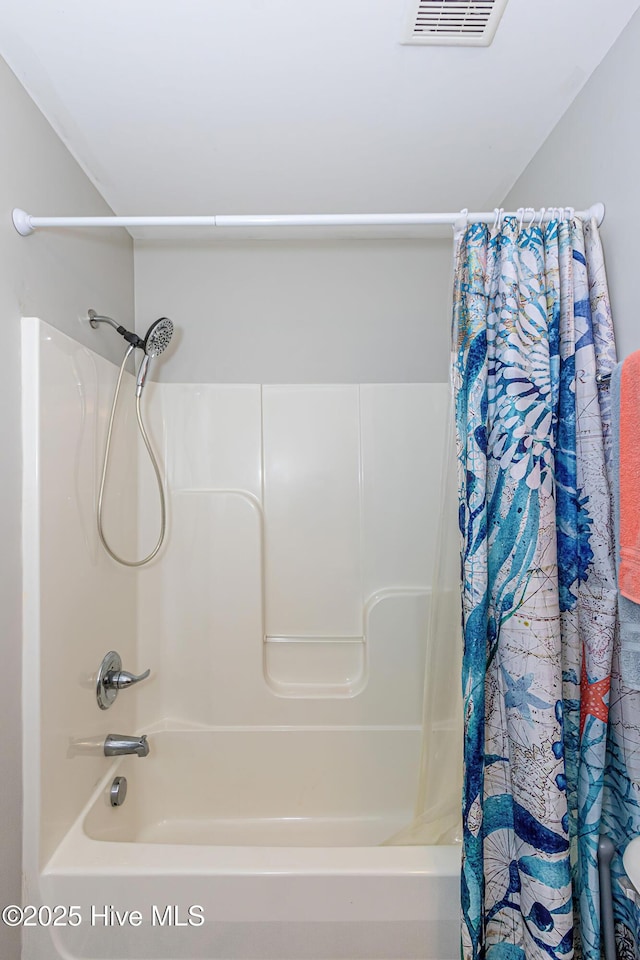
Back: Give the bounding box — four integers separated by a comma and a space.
619, 350, 640, 603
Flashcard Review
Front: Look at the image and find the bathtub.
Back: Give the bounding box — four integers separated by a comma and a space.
33, 727, 461, 960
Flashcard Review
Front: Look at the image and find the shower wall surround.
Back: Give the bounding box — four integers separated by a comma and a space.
134, 380, 451, 730
25, 316, 454, 855
22, 318, 138, 868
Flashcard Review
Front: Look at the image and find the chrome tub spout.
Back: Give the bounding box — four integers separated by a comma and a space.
104, 734, 150, 758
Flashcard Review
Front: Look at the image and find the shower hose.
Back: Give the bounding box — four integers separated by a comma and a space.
97, 344, 166, 567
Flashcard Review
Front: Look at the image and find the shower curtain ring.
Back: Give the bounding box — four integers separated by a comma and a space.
454, 208, 469, 232
492, 208, 500, 230
525, 208, 536, 229
517, 208, 525, 230
537, 207, 546, 227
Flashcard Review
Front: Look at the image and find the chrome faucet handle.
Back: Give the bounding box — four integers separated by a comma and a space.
96, 651, 151, 710
106, 668, 151, 689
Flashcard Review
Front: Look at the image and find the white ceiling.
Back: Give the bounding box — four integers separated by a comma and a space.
1, 0, 639, 229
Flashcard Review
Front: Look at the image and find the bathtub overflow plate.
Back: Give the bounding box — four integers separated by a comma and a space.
110, 776, 127, 807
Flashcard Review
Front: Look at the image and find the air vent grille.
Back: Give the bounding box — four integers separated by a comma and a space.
404, 0, 509, 46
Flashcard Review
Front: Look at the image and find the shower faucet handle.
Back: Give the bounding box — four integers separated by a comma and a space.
96, 651, 151, 710
106, 667, 151, 689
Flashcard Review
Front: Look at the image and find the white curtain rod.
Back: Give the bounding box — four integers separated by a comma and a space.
11, 203, 605, 236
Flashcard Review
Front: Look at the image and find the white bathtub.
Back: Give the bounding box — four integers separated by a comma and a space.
33, 728, 461, 960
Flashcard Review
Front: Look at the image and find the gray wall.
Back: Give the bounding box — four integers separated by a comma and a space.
134, 238, 453, 383
0, 55, 133, 960
504, 6, 640, 360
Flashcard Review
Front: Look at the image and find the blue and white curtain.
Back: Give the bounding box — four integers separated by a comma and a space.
452, 214, 618, 960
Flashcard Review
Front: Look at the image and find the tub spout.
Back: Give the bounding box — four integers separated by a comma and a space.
104, 734, 150, 758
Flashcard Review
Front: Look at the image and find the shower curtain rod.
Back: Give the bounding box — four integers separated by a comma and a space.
11, 203, 605, 236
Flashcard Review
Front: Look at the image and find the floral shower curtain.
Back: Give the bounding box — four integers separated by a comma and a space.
453, 214, 617, 960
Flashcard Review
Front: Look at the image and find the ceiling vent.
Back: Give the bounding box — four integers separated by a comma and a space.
403, 0, 509, 46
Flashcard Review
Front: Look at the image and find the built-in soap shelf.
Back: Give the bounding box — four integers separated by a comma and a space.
264, 636, 366, 698
263, 590, 433, 701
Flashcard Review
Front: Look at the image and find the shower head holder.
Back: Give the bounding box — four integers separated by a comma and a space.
88, 309, 144, 349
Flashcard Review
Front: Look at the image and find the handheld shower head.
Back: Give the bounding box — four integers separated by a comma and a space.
88, 309, 174, 396
143, 317, 174, 358
96, 312, 174, 567
136, 318, 174, 396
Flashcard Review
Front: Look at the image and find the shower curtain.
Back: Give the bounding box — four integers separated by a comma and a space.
453, 214, 617, 960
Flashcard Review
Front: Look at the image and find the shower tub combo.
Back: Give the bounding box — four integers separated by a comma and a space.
22, 317, 461, 960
